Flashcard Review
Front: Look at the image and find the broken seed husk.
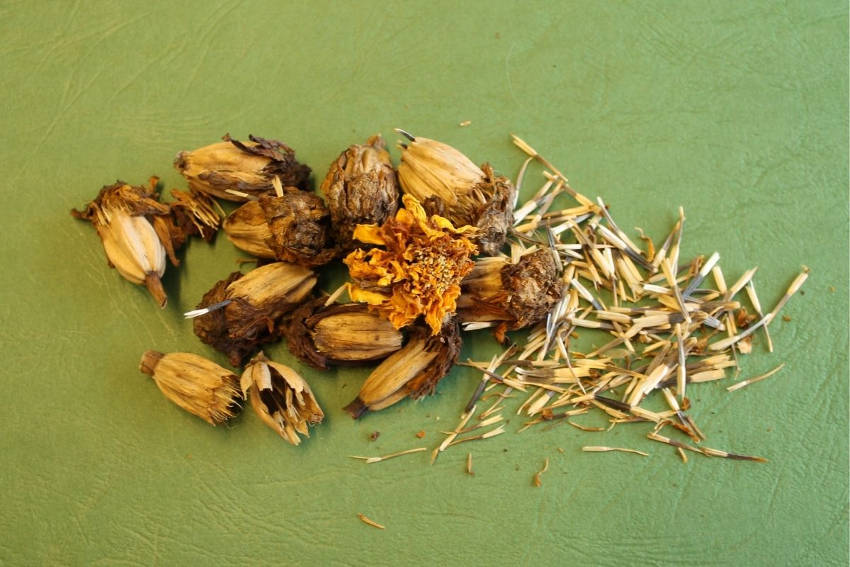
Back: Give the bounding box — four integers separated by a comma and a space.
344, 318, 462, 418
174, 133, 311, 201
284, 297, 404, 369
320, 135, 400, 252
152, 188, 221, 266
139, 350, 242, 425
241, 352, 324, 445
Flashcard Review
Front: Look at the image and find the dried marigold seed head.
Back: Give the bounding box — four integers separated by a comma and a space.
192, 262, 317, 365
344, 318, 461, 418
258, 185, 336, 267
222, 200, 277, 258
396, 130, 516, 255
72, 178, 170, 308
320, 135, 400, 251
285, 297, 404, 369
344, 194, 477, 335
241, 352, 324, 445
139, 350, 242, 425
174, 134, 311, 201
458, 249, 562, 334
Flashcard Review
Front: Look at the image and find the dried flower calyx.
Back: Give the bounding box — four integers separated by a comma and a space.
344, 317, 462, 419
175, 134, 311, 202
190, 262, 317, 365
457, 249, 562, 337
284, 297, 404, 369
396, 130, 516, 255
241, 352, 324, 445
320, 135, 400, 252
72, 178, 171, 307
344, 194, 477, 335
139, 350, 242, 425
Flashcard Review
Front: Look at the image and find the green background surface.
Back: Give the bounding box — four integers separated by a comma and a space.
2, 1, 847, 565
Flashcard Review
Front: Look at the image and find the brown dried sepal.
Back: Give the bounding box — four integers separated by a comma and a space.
285, 297, 404, 369
320, 135, 400, 252
71, 177, 169, 223
258, 188, 337, 266
343, 317, 462, 419
192, 263, 317, 365
457, 249, 562, 331
174, 134, 311, 201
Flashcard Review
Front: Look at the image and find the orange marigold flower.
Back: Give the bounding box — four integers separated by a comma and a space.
344, 194, 477, 334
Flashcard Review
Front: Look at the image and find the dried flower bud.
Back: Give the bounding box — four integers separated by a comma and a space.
344, 194, 477, 335
139, 350, 242, 425
320, 135, 400, 251
258, 184, 336, 266
191, 262, 317, 365
457, 249, 562, 337
72, 178, 170, 307
285, 297, 404, 369
396, 130, 516, 255
174, 134, 311, 202
152, 189, 221, 266
344, 318, 461, 418
241, 352, 324, 445
222, 200, 276, 259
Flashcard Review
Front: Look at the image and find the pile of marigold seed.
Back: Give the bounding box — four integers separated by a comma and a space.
72, 129, 807, 463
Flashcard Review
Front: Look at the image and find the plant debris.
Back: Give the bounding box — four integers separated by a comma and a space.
78, 127, 806, 476
320, 135, 400, 252
241, 352, 324, 445
175, 134, 311, 201
139, 350, 242, 425
357, 513, 386, 530
532, 457, 549, 487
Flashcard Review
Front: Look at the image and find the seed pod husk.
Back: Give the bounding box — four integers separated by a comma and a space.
192, 262, 317, 365
343, 317, 461, 419
139, 350, 242, 425
258, 187, 337, 266
457, 249, 562, 334
396, 131, 516, 255
72, 178, 170, 307
222, 200, 277, 259
320, 135, 400, 252
344, 194, 477, 335
241, 352, 324, 445
174, 134, 311, 202
152, 188, 221, 266
285, 297, 404, 369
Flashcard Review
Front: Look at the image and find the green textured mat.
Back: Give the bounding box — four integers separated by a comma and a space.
1, 2, 847, 565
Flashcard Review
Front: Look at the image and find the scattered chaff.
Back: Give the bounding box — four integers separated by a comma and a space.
357, 513, 386, 530
350, 447, 426, 464
533, 458, 549, 487
466, 452, 474, 476
727, 363, 785, 392
582, 446, 649, 457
